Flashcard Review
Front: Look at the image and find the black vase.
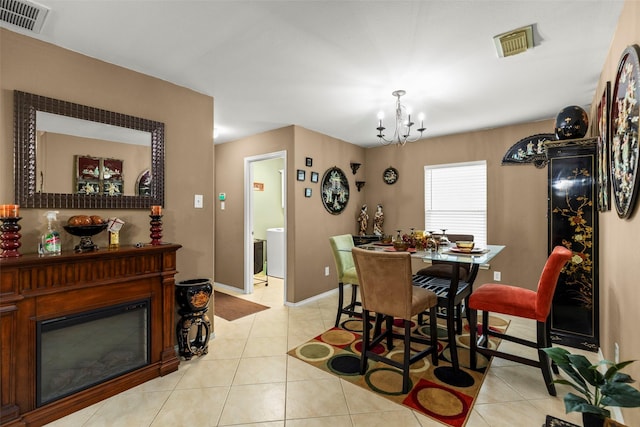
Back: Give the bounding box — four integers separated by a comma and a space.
175, 278, 213, 313
582, 412, 605, 427
555, 105, 589, 140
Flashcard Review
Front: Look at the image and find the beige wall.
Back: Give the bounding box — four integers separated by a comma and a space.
214, 126, 365, 303
0, 29, 215, 283
364, 120, 554, 288
590, 1, 640, 424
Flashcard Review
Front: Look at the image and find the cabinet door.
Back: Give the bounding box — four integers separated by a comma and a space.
547, 142, 599, 352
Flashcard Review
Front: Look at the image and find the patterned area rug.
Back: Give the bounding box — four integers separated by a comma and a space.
287, 315, 508, 427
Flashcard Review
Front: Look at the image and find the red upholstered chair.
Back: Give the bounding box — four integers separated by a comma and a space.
352, 247, 439, 394
469, 246, 572, 396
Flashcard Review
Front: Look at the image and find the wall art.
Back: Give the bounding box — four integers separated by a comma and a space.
610, 44, 640, 219
597, 82, 611, 211
321, 166, 349, 214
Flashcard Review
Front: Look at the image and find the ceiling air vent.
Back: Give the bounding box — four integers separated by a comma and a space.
493, 25, 534, 58
0, 0, 49, 33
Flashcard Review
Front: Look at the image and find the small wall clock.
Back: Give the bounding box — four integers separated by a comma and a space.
383, 167, 399, 185
321, 166, 349, 214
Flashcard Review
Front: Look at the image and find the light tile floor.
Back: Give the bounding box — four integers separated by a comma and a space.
45, 277, 593, 427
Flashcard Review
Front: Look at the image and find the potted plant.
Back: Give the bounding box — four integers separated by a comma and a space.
543, 347, 640, 427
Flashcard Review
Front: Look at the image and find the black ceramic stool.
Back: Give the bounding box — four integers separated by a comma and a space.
175, 278, 212, 360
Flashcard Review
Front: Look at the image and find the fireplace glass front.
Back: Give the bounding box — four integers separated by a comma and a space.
37, 299, 150, 406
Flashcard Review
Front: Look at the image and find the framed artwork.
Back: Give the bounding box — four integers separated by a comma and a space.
305, 157, 313, 167
76, 155, 101, 180
297, 169, 306, 181
610, 44, 640, 219
77, 180, 100, 195
136, 169, 152, 196
321, 166, 349, 214
103, 180, 123, 196
311, 172, 319, 183
102, 158, 123, 181
304, 188, 312, 197
597, 82, 611, 211
383, 166, 399, 185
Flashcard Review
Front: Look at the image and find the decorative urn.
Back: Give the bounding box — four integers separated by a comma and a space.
554, 105, 589, 140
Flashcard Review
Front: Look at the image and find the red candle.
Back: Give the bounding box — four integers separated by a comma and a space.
151, 205, 162, 216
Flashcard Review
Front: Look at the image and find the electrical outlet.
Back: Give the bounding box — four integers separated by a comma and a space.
493, 271, 501, 281
324, 266, 330, 276
615, 342, 620, 364
194, 194, 203, 208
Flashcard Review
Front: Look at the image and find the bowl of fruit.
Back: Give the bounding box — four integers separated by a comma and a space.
63, 215, 108, 252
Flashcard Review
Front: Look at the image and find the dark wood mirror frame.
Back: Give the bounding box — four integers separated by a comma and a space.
14, 90, 165, 209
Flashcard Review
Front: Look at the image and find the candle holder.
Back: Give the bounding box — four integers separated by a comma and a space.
150, 215, 163, 245
0, 216, 22, 258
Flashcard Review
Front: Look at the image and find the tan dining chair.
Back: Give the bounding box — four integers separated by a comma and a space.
329, 234, 361, 326
352, 247, 439, 393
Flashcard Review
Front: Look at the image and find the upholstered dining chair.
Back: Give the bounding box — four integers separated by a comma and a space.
352, 247, 439, 394
329, 234, 361, 327
468, 245, 572, 396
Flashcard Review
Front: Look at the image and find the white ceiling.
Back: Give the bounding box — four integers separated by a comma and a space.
2, 0, 624, 147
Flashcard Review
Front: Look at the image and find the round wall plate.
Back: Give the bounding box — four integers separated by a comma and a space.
383, 167, 398, 185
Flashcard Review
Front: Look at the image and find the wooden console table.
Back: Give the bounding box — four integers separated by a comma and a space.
0, 244, 182, 427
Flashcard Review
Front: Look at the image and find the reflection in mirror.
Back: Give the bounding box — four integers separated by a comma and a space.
14, 91, 164, 209
36, 112, 152, 196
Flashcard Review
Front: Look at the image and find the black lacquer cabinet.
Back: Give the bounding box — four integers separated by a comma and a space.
546, 138, 599, 352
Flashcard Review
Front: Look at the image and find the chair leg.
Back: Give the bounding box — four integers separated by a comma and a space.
402, 319, 412, 393
360, 310, 371, 375
545, 320, 559, 374
429, 308, 439, 366
335, 282, 345, 327
469, 308, 477, 370
385, 315, 394, 350
537, 320, 557, 396
349, 285, 358, 311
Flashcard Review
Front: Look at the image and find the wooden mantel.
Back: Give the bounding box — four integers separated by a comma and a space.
0, 244, 182, 427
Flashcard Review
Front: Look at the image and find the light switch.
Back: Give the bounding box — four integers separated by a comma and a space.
194, 194, 203, 208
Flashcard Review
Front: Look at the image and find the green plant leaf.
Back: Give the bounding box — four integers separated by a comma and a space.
611, 372, 634, 384
568, 354, 602, 387
564, 393, 609, 417
544, 348, 588, 390
600, 382, 640, 407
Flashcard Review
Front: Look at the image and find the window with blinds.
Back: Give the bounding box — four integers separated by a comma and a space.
424, 161, 487, 248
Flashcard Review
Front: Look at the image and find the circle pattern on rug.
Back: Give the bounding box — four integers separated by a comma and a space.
321, 329, 356, 346
364, 367, 409, 396
327, 353, 361, 376
341, 318, 364, 332
352, 339, 385, 356
433, 366, 475, 388
440, 345, 489, 370
386, 349, 430, 373
295, 342, 334, 362
410, 381, 469, 419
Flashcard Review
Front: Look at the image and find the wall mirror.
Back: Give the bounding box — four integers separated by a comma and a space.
14, 91, 165, 209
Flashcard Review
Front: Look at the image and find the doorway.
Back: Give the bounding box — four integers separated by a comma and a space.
243, 151, 287, 301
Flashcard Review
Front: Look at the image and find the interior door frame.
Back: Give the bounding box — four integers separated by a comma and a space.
243, 150, 287, 298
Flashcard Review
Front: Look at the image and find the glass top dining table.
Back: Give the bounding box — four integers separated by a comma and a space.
356, 243, 506, 265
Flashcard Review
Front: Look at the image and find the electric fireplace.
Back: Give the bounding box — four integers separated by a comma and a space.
37, 300, 150, 406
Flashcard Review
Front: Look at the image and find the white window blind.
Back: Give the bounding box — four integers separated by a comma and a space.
424, 161, 487, 248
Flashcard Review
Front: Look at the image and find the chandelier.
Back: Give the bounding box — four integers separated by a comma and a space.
376, 90, 426, 146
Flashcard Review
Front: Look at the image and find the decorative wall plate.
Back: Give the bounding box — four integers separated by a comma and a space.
610, 44, 640, 219
383, 167, 398, 185
321, 166, 349, 214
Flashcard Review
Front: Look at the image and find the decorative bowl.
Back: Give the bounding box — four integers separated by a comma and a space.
393, 241, 409, 251
455, 241, 475, 250
63, 224, 108, 252
380, 235, 392, 244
